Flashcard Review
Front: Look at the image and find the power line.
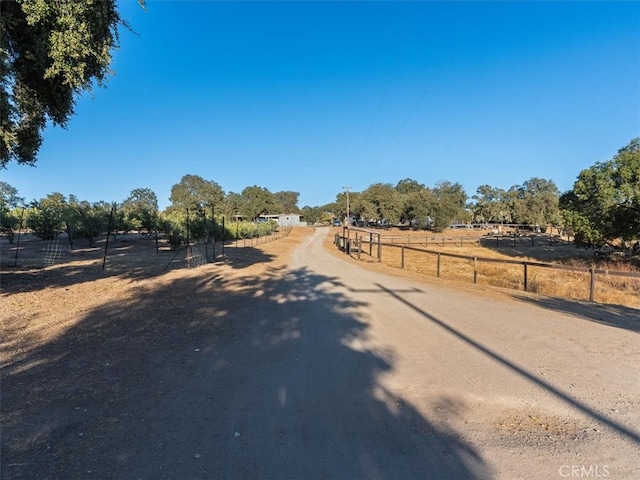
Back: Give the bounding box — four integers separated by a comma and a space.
375, 81, 435, 165
355, 78, 391, 166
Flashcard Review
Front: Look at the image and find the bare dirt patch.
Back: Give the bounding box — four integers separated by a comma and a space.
1, 228, 309, 479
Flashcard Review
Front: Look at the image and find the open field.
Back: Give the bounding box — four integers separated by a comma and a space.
334, 226, 640, 309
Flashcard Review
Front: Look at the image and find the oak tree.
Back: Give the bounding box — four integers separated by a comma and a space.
1, 0, 143, 167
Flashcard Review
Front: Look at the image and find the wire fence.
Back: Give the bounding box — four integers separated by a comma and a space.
43, 240, 63, 266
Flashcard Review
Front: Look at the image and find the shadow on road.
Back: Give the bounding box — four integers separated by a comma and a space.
375, 283, 640, 446
2, 265, 489, 479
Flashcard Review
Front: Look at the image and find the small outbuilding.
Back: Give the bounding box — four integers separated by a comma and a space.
257, 214, 306, 227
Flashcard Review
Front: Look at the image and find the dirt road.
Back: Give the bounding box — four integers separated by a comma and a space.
3, 227, 639, 479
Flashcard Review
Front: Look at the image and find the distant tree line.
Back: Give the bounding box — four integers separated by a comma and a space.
1, 138, 638, 250
0, 175, 301, 249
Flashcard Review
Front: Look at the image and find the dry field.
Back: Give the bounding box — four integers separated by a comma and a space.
335, 226, 640, 309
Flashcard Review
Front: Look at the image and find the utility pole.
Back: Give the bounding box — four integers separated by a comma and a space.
343, 186, 351, 227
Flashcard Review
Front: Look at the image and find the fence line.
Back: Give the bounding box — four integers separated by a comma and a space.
232, 226, 292, 249
335, 232, 639, 305
378, 234, 570, 249
186, 244, 207, 269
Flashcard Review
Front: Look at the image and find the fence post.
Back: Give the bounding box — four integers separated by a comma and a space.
401, 246, 405, 269
523, 263, 528, 291
221, 217, 225, 258
13, 207, 25, 267
473, 257, 477, 283
589, 268, 595, 302
358, 237, 362, 260
369, 233, 373, 256
437, 253, 441, 277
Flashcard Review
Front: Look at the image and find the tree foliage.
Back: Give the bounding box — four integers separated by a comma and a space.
26, 192, 67, 239
507, 177, 559, 228
1, 0, 144, 167
561, 138, 640, 247
430, 181, 467, 232
169, 175, 225, 212
301, 205, 331, 225
470, 178, 560, 229
65, 198, 112, 246
0, 181, 24, 208
398, 184, 435, 226
358, 183, 401, 224
221, 192, 242, 218
238, 185, 277, 220
471, 185, 509, 223
121, 187, 159, 234
273, 191, 300, 214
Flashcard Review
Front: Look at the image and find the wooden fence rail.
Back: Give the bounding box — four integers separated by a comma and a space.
379, 234, 571, 248
336, 232, 640, 306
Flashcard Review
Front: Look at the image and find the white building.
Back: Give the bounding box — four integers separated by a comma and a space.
257, 214, 306, 227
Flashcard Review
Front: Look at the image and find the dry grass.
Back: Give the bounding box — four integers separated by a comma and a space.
343, 227, 640, 309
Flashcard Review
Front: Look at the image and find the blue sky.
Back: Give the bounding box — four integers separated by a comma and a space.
3, 1, 639, 210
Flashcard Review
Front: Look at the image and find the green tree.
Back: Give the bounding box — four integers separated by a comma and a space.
63, 197, 111, 247
471, 185, 509, 224
430, 181, 467, 232
395, 178, 425, 195
559, 199, 604, 248
0, 181, 25, 242
561, 138, 640, 247
301, 205, 331, 225
508, 178, 560, 229
169, 175, 224, 212
0, 181, 24, 207
221, 192, 242, 219
0, 0, 144, 167
167, 175, 225, 241
610, 138, 640, 242
239, 185, 277, 220
121, 188, 159, 234
26, 192, 67, 239
395, 179, 434, 226
274, 191, 300, 214
360, 183, 401, 225
332, 191, 361, 221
